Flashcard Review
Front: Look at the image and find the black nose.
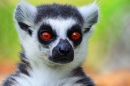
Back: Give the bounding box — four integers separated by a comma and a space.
58, 45, 71, 55
50, 39, 74, 64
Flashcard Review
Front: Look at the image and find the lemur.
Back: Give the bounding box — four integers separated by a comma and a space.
2, 1, 98, 86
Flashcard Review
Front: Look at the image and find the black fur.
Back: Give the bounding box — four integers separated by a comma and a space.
18, 63, 29, 76
18, 22, 32, 36
72, 67, 95, 86
84, 27, 91, 33
2, 75, 16, 86
35, 4, 84, 25
2, 52, 30, 86
18, 52, 30, 76
20, 52, 30, 65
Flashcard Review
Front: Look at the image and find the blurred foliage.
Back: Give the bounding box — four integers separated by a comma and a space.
87, 0, 130, 70
0, 0, 130, 69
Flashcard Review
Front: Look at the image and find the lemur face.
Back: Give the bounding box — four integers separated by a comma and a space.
14, 1, 98, 65
37, 18, 81, 64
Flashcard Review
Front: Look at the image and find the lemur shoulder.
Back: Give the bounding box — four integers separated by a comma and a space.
2, 1, 99, 86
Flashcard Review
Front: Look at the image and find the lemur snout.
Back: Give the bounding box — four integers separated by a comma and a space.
50, 39, 74, 64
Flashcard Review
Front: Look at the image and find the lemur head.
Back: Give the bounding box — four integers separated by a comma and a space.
14, 1, 98, 66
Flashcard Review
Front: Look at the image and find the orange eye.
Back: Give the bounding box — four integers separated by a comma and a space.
71, 32, 80, 40
41, 32, 51, 41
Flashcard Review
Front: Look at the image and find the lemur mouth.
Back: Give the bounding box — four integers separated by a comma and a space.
50, 56, 73, 64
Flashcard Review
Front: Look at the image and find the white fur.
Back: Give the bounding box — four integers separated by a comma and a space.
78, 2, 99, 28
15, 65, 83, 86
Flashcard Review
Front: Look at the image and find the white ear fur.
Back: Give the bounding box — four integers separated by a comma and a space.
14, 1, 37, 26
78, 2, 99, 28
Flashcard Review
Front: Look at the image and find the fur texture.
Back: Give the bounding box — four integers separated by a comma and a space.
2, 1, 98, 86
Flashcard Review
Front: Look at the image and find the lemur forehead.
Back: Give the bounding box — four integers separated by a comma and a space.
42, 18, 77, 30
35, 4, 84, 24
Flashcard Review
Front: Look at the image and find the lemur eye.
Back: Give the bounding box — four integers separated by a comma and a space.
41, 32, 51, 41
71, 32, 81, 40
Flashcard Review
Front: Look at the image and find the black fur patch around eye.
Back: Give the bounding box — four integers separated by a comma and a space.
18, 22, 32, 36
38, 24, 57, 45
67, 24, 82, 46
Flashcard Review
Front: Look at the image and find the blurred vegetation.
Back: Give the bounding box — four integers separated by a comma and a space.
0, 0, 130, 70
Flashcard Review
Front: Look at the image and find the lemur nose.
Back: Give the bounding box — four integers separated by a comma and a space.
59, 46, 71, 55
51, 39, 74, 64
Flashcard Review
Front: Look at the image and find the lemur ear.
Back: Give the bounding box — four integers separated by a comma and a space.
14, 1, 37, 35
78, 2, 98, 32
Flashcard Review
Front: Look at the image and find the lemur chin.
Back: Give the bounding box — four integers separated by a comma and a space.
2, 1, 98, 86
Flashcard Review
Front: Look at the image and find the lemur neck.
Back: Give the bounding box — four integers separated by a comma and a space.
15, 52, 90, 86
